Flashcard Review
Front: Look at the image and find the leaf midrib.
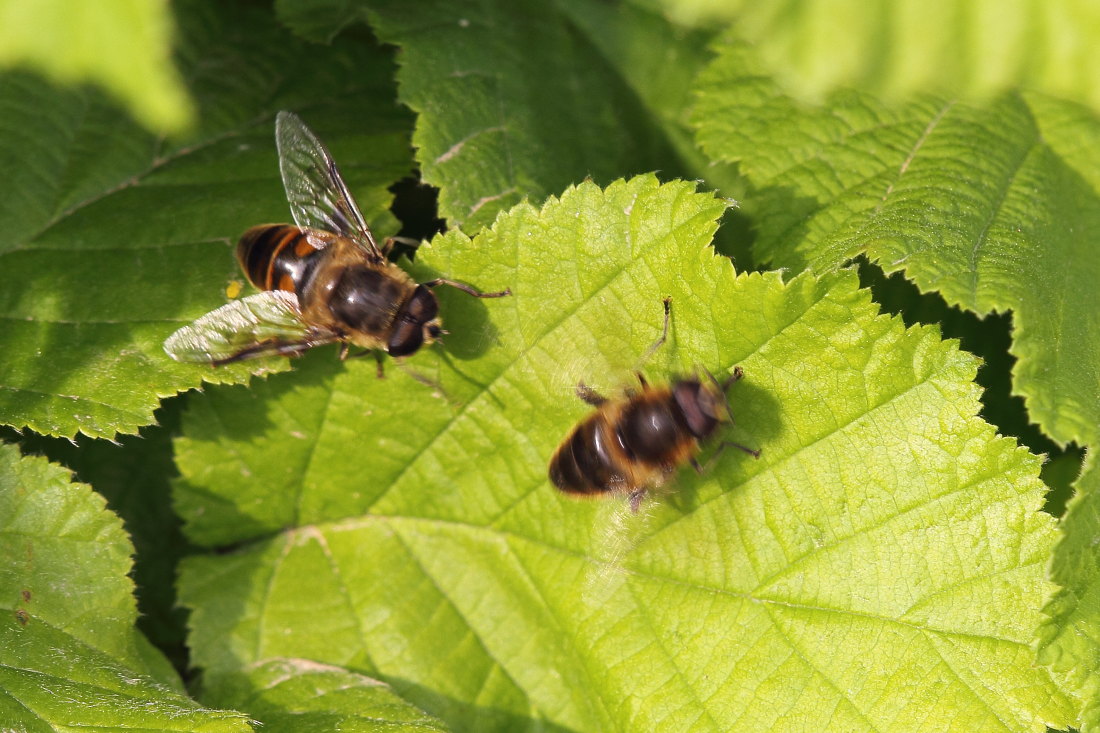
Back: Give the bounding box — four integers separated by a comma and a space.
313, 512, 1037, 649
19, 127, 250, 249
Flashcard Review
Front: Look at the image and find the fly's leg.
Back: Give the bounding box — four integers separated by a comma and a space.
422, 278, 511, 298
576, 382, 607, 406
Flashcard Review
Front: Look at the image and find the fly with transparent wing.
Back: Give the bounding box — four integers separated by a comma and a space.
164, 111, 509, 367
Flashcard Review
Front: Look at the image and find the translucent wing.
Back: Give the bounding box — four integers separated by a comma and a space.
164, 291, 338, 364
275, 110, 383, 260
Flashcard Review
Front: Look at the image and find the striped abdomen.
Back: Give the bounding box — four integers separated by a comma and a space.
549, 415, 636, 496
237, 224, 326, 294
549, 386, 705, 497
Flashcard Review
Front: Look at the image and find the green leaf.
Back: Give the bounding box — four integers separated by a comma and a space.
323, 0, 710, 230
0, 442, 143, 669
0, 0, 194, 133
692, 39, 1100, 449
1039, 453, 1100, 731
274, 0, 360, 44
657, 0, 1100, 114
0, 0, 413, 439
0, 442, 251, 731
857, 261, 1059, 458
9, 398, 193, 670
552, 0, 754, 264
178, 177, 1072, 731
1040, 447, 1085, 517
206, 658, 450, 732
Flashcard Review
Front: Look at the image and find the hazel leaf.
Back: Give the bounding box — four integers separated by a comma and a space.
177, 176, 1072, 732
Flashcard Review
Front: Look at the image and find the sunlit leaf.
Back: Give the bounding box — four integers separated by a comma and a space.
0, 0, 194, 133
178, 177, 1072, 732
658, 0, 1100, 115
1040, 453, 1100, 731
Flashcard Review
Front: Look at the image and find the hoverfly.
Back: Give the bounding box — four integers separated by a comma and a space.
164, 111, 509, 366
549, 300, 759, 512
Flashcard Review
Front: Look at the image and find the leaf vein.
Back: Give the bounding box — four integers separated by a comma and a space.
507, 542, 617, 729
24, 127, 250, 245
966, 142, 1038, 303
333, 515, 1036, 648
0, 384, 148, 419
921, 632, 1015, 731
750, 452, 1020, 593
314, 526, 378, 671
388, 525, 533, 712
758, 602, 884, 732
294, 383, 338, 527
623, 579, 724, 732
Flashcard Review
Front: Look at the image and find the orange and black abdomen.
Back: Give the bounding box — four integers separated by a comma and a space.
549, 389, 699, 496
237, 224, 325, 294
549, 413, 633, 496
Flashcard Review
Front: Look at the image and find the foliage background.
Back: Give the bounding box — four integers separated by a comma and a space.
0, 0, 1097, 731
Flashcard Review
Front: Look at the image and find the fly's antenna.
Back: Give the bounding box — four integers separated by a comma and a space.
632, 297, 672, 372
721, 365, 744, 391
702, 365, 744, 423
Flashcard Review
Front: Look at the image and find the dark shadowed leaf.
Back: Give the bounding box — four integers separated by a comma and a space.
0, 442, 251, 731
